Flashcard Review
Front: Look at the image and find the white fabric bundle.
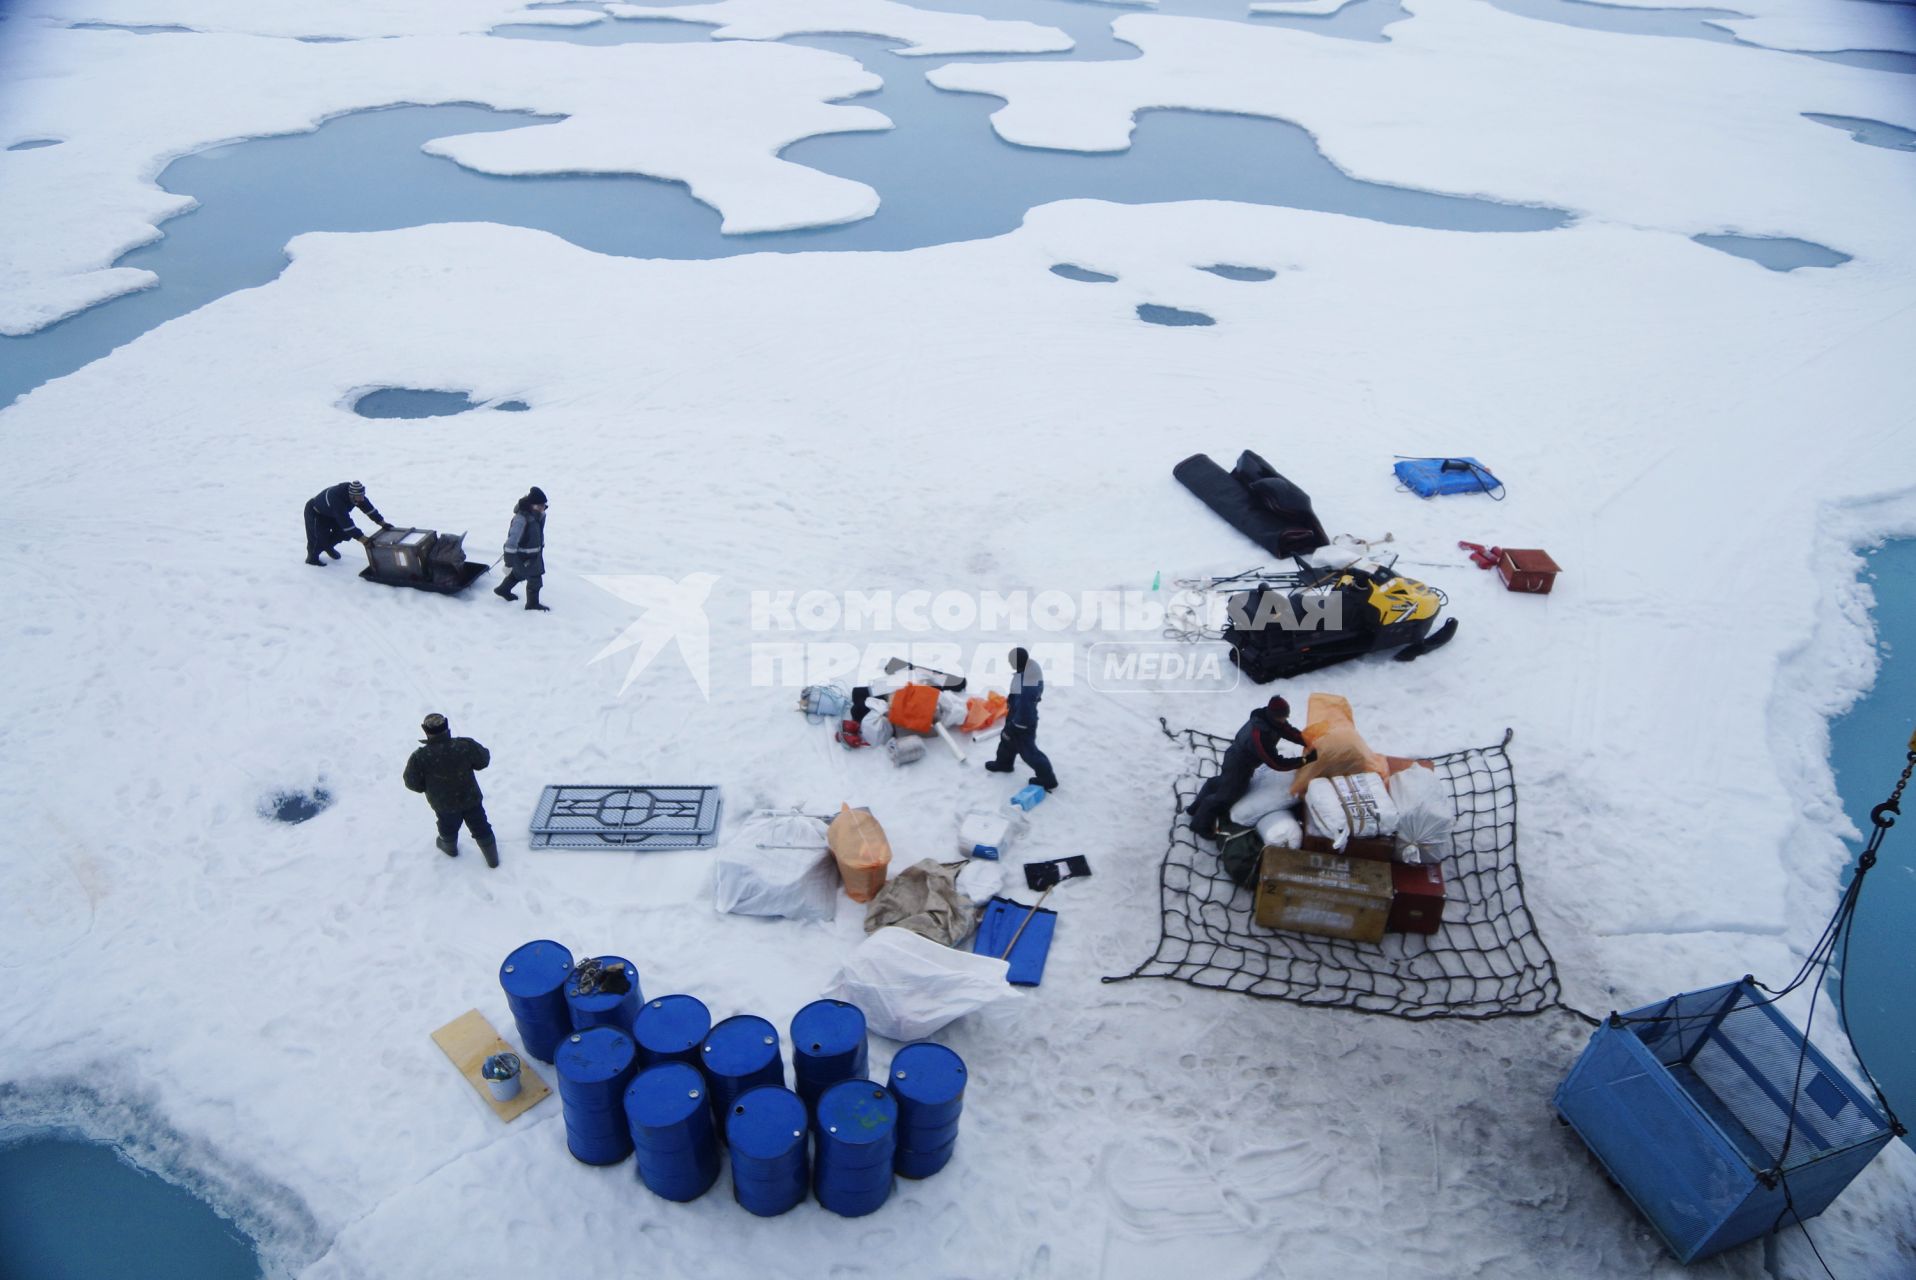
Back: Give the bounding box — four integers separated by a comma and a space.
823, 927, 1018, 1040
712, 812, 839, 921
1303, 773, 1399, 851
1230, 769, 1299, 826
860, 708, 894, 747
955, 807, 1026, 860
1388, 765, 1455, 864
1255, 809, 1304, 848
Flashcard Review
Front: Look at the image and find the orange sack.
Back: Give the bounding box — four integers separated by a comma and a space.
827, 804, 893, 903
1291, 692, 1390, 795
887, 684, 941, 735
960, 692, 1008, 733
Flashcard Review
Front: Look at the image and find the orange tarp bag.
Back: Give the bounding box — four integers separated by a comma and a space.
887, 684, 941, 735
960, 692, 1008, 733
827, 804, 893, 903
1291, 691, 1389, 795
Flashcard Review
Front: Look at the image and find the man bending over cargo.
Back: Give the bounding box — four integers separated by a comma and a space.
303, 480, 390, 566
1185, 696, 1315, 838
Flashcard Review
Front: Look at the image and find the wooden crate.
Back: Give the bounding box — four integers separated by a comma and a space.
1254, 847, 1392, 943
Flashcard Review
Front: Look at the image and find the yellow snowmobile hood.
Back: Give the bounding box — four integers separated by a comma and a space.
1365, 574, 1442, 626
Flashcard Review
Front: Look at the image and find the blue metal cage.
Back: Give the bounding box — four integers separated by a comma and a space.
1555, 979, 1893, 1263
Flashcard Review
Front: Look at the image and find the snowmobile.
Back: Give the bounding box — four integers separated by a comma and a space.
1221, 559, 1458, 682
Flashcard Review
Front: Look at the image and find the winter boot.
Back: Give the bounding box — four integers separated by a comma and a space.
436, 836, 459, 857
477, 835, 500, 869
984, 761, 1014, 774
305, 555, 326, 567
1029, 776, 1059, 793
525, 582, 550, 613
325, 546, 342, 560
494, 582, 518, 602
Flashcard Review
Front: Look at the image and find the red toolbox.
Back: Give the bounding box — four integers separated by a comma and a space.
1497, 548, 1561, 595
1388, 862, 1446, 935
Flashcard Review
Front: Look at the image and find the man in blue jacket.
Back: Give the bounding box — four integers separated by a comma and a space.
303, 480, 389, 566
985, 647, 1059, 792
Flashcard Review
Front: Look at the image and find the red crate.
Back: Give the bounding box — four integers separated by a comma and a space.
1497, 548, 1561, 594
1388, 862, 1446, 935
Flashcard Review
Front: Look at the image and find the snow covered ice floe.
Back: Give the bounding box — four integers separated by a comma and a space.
3, 192, 1915, 1273
927, 0, 1916, 262
13, 0, 615, 39
4, 0, 1916, 1273
605, 0, 1076, 56
0, 24, 890, 335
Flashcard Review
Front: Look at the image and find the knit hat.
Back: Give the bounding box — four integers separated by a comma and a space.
527, 486, 547, 506
1266, 696, 1290, 719
347, 481, 365, 498
422, 713, 449, 737
1009, 646, 1029, 672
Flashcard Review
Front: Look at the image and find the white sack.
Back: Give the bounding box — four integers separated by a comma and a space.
712, 812, 839, 921
1303, 772, 1399, 851
1388, 764, 1455, 864
1230, 769, 1299, 825
937, 690, 970, 727
954, 858, 1005, 904
860, 708, 894, 747
955, 807, 1028, 860
822, 926, 1018, 1040
1255, 809, 1303, 848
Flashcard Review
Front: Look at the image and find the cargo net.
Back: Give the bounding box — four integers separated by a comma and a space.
1105, 725, 1569, 1020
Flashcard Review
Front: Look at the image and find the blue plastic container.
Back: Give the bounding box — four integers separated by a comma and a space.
888, 1042, 967, 1179
725, 1086, 810, 1217
700, 1015, 784, 1136
566, 955, 643, 1034
499, 939, 574, 1063
814, 1080, 897, 1217
791, 1000, 869, 1111
555, 1026, 639, 1165
1555, 979, 1894, 1262
625, 1062, 720, 1202
634, 994, 712, 1068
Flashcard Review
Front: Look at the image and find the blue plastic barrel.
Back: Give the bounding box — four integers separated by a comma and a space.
634, 994, 712, 1068
725, 1086, 810, 1216
790, 1000, 869, 1111
814, 1080, 897, 1217
555, 1025, 639, 1165
624, 1062, 720, 1202
889, 1042, 967, 1179
566, 955, 643, 1034
700, 1015, 784, 1136
499, 939, 574, 1063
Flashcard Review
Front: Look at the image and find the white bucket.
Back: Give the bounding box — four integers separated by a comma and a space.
483, 1052, 522, 1101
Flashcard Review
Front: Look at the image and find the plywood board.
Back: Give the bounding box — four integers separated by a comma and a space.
431, 1008, 551, 1122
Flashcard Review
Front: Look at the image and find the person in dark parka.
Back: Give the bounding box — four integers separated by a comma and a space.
494, 487, 549, 612
303, 480, 390, 565
403, 713, 500, 867
985, 646, 1059, 792
1185, 696, 1317, 837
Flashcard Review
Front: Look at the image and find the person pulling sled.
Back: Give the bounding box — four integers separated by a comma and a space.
494, 487, 549, 612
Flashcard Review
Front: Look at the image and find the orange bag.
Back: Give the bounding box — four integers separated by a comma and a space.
827, 804, 893, 903
887, 684, 941, 735
1291, 692, 1389, 795
960, 692, 1008, 733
